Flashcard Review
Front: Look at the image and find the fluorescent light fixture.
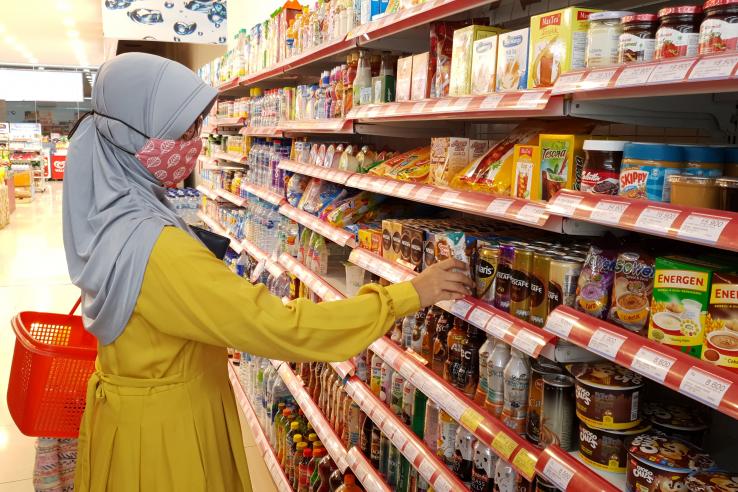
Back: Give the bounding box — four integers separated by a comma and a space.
0, 69, 83, 101
57, 1, 72, 12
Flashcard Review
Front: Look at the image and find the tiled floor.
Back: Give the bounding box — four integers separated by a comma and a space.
0, 182, 276, 491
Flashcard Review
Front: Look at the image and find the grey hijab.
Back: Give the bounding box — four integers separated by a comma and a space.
62, 52, 216, 345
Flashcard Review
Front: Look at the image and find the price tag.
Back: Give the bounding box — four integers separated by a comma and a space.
438, 392, 467, 422
516, 203, 547, 224
512, 329, 544, 357
648, 60, 693, 83
543, 459, 575, 491
487, 316, 512, 340
679, 367, 731, 408
631, 347, 676, 383
412, 102, 427, 115
590, 199, 629, 224
588, 328, 626, 359
547, 194, 583, 217
583, 68, 617, 87
468, 307, 493, 329
397, 182, 416, 197
635, 206, 680, 234
517, 91, 547, 108
553, 72, 584, 92
511, 449, 537, 480
403, 441, 420, 464
486, 198, 514, 216
492, 432, 518, 459
440, 191, 461, 206
451, 299, 472, 318
433, 477, 453, 492
391, 427, 408, 449
381, 181, 399, 195
450, 97, 473, 111
689, 54, 738, 79
460, 408, 485, 433
677, 213, 730, 243
480, 94, 504, 110
414, 187, 434, 201
418, 458, 436, 482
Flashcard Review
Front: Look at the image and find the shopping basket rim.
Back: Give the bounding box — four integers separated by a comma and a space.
11, 311, 98, 360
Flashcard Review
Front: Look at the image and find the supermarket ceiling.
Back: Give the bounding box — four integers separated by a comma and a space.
0, 0, 104, 68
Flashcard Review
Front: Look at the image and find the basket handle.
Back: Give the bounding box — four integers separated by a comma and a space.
69, 297, 82, 316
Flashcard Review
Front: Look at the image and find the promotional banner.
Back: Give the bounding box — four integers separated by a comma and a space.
102, 0, 227, 44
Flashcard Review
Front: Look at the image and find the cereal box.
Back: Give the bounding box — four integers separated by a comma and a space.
471, 36, 499, 95
528, 7, 600, 88
513, 144, 541, 200
538, 134, 586, 200
648, 256, 725, 357
497, 28, 530, 91
396, 55, 413, 102
703, 273, 738, 372
411, 52, 431, 100
449, 25, 504, 96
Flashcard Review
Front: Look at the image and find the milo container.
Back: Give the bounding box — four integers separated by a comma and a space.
579, 420, 651, 473
641, 402, 708, 447
686, 470, 738, 491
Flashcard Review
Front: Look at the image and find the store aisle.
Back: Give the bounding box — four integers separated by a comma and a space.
0, 183, 276, 491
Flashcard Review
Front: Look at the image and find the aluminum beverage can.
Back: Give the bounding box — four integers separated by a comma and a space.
485, 341, 511, 417
540, 373, 576, 451
494, 243, 515, 312
390, 371, 407, 417
501, 348, 531, 435
547, 257, 583, 312
529, 252, 553, 328
510, 247, 534, 321
526, 358, 563, 445
470, 441, 497, 492
437, 409, 459, 466
475, 245, 499, 301
423, 399, 439, 453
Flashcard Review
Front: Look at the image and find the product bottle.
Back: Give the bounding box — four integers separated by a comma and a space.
353, 50, 372, 106
410, 308, 426, 354
452, 426, 475, 485
273, 403, 287, 457
335, 473, 362, 492
379, 432, 390, 476
309, 447, 327, 489
501, 348, 531, 436
284, 421, 302, 466
299, 447, 313, 492
474, 336, 494, 405
370, 351, 383, 397
343, 53, 358, 115
286, 435, 304, 484
431, 310, 451, 377
389, 370, 407, 417
387, 444, 401, 487
328, 467, 344, 492
359, 410, 373, 457
370, 417, 381, 468
437, 409, 459, 467
423, 399, 439, 454
421, 306, 439, 364
293, 441, 308, 489
401, 379, 415, 426
379, 359, 394, 405
445, 317, 466, 383
457, 325, 481, 398
313, 454, 336, 492
402, 313, 416, 349
390, 318, 403, 345
470, 441, 496, 492
485, 341, 511, 417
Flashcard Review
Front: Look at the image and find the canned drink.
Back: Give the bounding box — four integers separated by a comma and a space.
485, 341, 511, 418
529, 253, 553, 328
526, 358, 563, 445
437, 410, 460, 466
424, 400, 440, 453
540, 374, 576, 451
494, 243, 515, 313
501, 348, 531, 435
401, 379, 415, 426
475, 245, 499, 301
547, 257, 583, 312
470, 441, 497, 492
390, 371, 407, 417
510, 248, 534, 321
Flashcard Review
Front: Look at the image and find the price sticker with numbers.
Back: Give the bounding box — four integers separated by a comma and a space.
677, 213, 730, 243
512, 329, 545, 357
486, 198, 514, 216
548, 194, 583, 217
615, 64, 656, 87
468, 307, 493, 329
480, 94, 504, 110
516, 203, 547, 224
584, 68, 618, 87
648, 60, 693, 83
543, 458, 575, 491
414, 187, 434, 201
588, 328, 626, 359
635, 206, 680, 234
492, 432, 518, 459
689, 54, 738, 79
487, 315, 512, 340
544, 310, 577, 338
451, 299, 472, 318
679, 367, 732, 408
590, 199, 629, 224
418, 458, 436, 482
631, 347, 676, 383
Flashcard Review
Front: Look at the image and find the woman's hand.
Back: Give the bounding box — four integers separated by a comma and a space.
410, 258, 474, 308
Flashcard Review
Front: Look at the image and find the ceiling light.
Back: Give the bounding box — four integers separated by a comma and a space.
57, 1, 72, 12
62, 17, 75, 27
4, 35, 16, 46
67, 30, 80, 38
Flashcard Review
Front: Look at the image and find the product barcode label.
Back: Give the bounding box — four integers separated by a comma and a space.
486, 316, 512, 339
486, 198, 514, 216
543, 459, 575, 491
679, 367, 731, 408
631, 347, 676, 383
635, 206, 680, 234
588, 328, 626, 359
547, 194, 583, 217
677, 213, 730, 243
480, 94, 504, 110
468, 307, 493, 329
512, 329, 544, 357
544, 310, 576, 338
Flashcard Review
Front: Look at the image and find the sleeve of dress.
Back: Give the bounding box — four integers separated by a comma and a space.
135, 227, 421, 362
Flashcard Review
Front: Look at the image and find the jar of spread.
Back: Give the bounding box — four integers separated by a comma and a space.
669, 175, 721, 208
655, 6, 704, 59
725, 146, 738, 176
581, 140, 628, 194
620, 143, 684, 201
619, 14, 659, 63
678, 145, 725, 177
586, 11, 635, 68
699, 0, 738, 53
717, 177, 738, 210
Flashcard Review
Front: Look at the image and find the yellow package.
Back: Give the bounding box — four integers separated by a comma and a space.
528, 7, 600, 88
434, 137, 470, 187
358, 228, 374, 250
539, 134, 587, 200
513, 145, 541, 200
449, 25, 505, 96
369, 147, 431, 183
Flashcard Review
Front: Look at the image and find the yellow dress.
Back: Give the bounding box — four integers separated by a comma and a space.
74, 227, 420, 491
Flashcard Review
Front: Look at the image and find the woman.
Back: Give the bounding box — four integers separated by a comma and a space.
62, 53, 472, 492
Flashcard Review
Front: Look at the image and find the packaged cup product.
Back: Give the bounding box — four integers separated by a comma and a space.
576, 244, 618, 320
608, 250, 655, 334
686, 470, 738, 491
702, 272, 738, 372
496, 28, 530, 92
641, 401, 708, 447
579, 420, 651, 473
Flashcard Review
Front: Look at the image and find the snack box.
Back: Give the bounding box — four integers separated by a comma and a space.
433, 137, 470, 187
470, 140, 490, 160
538, 134, 586, 201
449, 25, 504, 96
528, 7, 600, 88
512, 144, 541, 200
648, 256, 727, 358
703, 272, 738, 372
411, 52, 431, 101
396, 55, 413, 102
423, 227, 448, 271
471, 36, 499, 95
497, 29, 531, 91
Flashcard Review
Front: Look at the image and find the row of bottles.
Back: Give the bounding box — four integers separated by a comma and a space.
243, 138, 290, 194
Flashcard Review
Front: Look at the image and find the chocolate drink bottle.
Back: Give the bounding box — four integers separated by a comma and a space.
312, 454, 336, 492
421, 306, 439, 364
445, 317, 466, 384
457, 325, 481, 398
431, 310, 451, 377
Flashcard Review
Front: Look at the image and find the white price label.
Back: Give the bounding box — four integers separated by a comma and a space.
412, 102, 427, 114
544, 311, 576, 338
588, 328, 626, 359
689, 55, 738, 79
382, 181, 399, 194
631, 347, 675, 383
590, 199, 629, 224
679, 367, 731, 408
414, 187, 434, 201
433, 477, 453, 492
516, 203, 547, 224
480, 94, 504, 109
553, 72, 584, 92
468, 307, 493, 329
584, 68, 617, 87
418, 458, 436, 482
487, 316, 512, 340
383, 419, 399, 439
512, 329, 545, 357
391, 428, 408, 449
543, 459, 575, 491
440, 191, 461, 206
517, 91, 547, 108
397, 183, 417, 197
451, 299, 472, 318
548, 194, 583, 217
404, 443, 420, 464
383, 347, 399, 366
486, 198, 514, 216
635, 206, 680, 234
648, 60, 693, 83
677, 213, 730, 243
450, 97, 473, 111
438, 392, 467, 422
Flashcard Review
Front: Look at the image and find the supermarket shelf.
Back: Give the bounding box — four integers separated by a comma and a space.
553, 52, 738, 99
343, 376, 468, 492
213, 116, 245, 127
278, 160, 354, 184
197, 211, 244, 255
347, 91, 563, 122
281, 37, 357, 73
241, 126, 284, 137
544, 306, 738, 421
215, 188, 247, 207
547, 190, 738, 252
278, 203, 357, 247
227, 363, 293, 492
277, 253, 345, 302
347, 248, 416, 284
279, 119, 353, 134
216, 77, 241, 94
567, 450, 627, 491
196, 184, 219, 201
212, 150, 247, 164
241, 183, 286, 206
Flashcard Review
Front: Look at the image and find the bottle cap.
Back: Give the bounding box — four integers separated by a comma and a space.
303, 448, 313, 457
344, 473, 356, 485
308, 433, 318, 442
290, 421, 300, 430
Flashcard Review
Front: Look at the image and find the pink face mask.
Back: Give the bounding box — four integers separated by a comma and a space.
135, 138, 202, 187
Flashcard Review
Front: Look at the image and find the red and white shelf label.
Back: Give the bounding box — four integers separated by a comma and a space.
542, 458, 575, 491
590, 199, 630, 224
690, 54, 738, 79
677, 213, 730, 243
679, 367, 732, 408
587, 328, 627, 359
486, 315, 513, 340
634, 206, 680, 234
615, 64, 656, 87
630, 347, 675, 384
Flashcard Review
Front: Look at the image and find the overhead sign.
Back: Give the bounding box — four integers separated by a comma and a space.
0, 71, 83, 102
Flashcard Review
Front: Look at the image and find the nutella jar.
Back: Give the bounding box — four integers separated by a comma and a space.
581, 140, 628, 194
619, 14, 659, 63
699, 0, 738, 54
656, 6, 704, 59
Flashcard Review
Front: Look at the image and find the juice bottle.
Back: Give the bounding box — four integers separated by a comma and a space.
283, 421, 301, 466
353, 50, 372, 106
445, 317, 466, 383
329, 467, 344, 492
313, 453, 335, 492
343, 52, 358, 115
292, 441, 308, 489
309, 447, 327, 489
458, 325, 481, 398
335, 473, 362, 492
275, 406, 291, 462
379, 359, 394, 405
285, 434, 303, 482
298, 447, 313, 492
421, 306, 439, 364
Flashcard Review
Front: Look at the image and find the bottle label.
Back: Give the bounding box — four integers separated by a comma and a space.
656, 27, 699, 59
618, 33, 656, 63
699, 19, 738, 54
580, 169, 619, 194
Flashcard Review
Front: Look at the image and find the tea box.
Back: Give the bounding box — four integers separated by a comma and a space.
411, 52, 431, 100
702, 272, 738, 372
449, 25, 504, 96
470, 36, 499, 95
528, 7, 601, 88
538, 134, 587, 200
395, 55, 413, 102
512, 144, 541, 200
648, 256, 724, 357
496, 28, 530, 92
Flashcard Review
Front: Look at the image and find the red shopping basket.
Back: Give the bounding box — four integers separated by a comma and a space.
8, 298, 97, 437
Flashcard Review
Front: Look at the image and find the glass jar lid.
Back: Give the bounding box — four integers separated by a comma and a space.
717, 177, 738, 188
668, 175, 718, 185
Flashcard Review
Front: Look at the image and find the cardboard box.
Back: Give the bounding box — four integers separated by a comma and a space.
381, 219, 396, 261
411, 52, 431, 100
423, 227, 445, 271
528, 7, 600, 88
538, 134, 586, 200
396, 55, 413, 102
471, 36, 499, 95
449, 25, 504, 96
513, 144, 541, 200
496, 28, 530, 92
400, 223, 425, 271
